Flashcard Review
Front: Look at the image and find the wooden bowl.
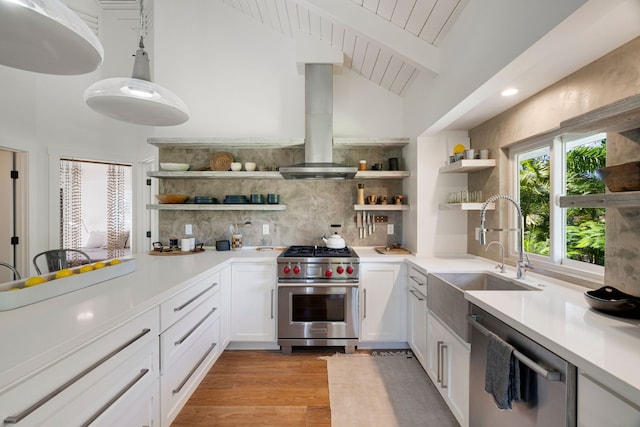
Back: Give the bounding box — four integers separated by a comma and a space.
156, 194, 188, 204
596, 161, 640, 192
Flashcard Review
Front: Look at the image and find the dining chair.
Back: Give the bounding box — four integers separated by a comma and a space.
0, 261, 20, 280
33, 249, 93, 275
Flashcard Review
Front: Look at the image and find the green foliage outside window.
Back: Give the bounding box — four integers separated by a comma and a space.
519, 139, 606, 266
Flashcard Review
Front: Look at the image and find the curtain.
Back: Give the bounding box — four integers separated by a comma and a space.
107, 164, 126, 259
59, 160, 83, 262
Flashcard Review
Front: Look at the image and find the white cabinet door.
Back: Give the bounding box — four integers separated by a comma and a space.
360, 263, 406, 342
231, 263, 276, 342
408, 286, 428, 370
427, 311, 470, 427
578, 372, 640, 427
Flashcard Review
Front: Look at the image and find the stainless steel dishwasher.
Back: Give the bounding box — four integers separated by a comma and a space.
469, 306, 577, 427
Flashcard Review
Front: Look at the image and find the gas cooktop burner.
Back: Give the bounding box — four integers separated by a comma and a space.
282, 245, 354, 258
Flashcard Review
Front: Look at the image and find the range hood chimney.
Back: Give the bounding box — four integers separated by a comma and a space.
279, 64, 357, 179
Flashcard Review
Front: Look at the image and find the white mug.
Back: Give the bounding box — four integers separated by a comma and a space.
464, 149, 475, 159
181, 238, 191, 252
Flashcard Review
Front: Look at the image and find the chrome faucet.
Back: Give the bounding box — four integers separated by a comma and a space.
485, 241, 506, 273
479, 194, 530, 279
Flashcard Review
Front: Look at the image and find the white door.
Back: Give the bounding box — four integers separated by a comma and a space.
360, 263, 406, 342
230, 264, 276, 342
138, 158, 156, 253
0, 149, 26, 281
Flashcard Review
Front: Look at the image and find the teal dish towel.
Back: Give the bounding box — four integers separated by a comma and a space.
484, 331, 521, 409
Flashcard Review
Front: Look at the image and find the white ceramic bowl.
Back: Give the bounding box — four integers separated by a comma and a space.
160, 163, 190, 171
244, 162, 256, 172
230, 162, 242, 171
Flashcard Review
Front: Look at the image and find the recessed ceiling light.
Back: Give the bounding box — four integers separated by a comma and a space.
501, 88, 519, 97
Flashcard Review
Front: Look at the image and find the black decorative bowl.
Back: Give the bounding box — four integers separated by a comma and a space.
584, 286, 640, 318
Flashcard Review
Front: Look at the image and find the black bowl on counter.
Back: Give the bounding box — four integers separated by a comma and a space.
584, 286, 640, 318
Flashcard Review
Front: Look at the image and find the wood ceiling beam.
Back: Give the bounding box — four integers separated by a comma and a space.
298, 0, 440, 75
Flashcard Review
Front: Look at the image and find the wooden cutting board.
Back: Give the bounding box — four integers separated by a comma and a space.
375, 246, 411, 255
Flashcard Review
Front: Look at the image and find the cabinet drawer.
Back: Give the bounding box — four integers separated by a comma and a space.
160, 291, 220, 372
45, 341, 158, 426
161, 317, 220, 426
160, 271, 220, 332
408, 266, 427, 296
89, 379, 160, 427
0, 307, 159, 426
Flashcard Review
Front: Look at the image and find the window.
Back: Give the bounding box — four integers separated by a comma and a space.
59, 159, 132, 261
511, 133, 606, 274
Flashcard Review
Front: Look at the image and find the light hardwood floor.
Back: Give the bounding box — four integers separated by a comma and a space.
171, 349, 338, 426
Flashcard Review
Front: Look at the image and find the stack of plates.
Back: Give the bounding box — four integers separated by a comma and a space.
224, 195, 248, 204
193, 196, 217, 204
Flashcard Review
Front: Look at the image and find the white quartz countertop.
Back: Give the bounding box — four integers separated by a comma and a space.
463, 270, 640, 405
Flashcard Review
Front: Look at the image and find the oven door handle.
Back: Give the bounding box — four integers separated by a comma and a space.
468, 315, 561, 381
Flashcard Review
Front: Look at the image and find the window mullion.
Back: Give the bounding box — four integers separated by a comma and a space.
550, 137, 564, 264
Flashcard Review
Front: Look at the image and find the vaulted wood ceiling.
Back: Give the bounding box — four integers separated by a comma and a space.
220, 0, 468, 96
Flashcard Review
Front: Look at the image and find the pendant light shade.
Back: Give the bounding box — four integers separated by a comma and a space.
0, 0, 103, 75
84, 37, 189, 126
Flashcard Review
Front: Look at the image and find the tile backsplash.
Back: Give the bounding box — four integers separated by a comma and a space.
156, 144, 406, 247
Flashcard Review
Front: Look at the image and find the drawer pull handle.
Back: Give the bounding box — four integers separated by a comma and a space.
174, 283, 217, 312
4, 328, 151, 424
270, 289, 274, 319
409, 275, 425, 286
436, 341, 444, 384
363, 289, 367, 319
172, 343, 216, 395
80, 368, 149, 427
409, 289, 424, 301
174, 308, 217, 346
440, 344, 448, 389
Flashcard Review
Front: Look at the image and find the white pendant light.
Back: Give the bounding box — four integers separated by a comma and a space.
0, 0, 103, 75
84, 37, 189, 126
84, 0, 188, 127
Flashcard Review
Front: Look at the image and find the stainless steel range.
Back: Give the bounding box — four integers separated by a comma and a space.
277, 245, 359, 354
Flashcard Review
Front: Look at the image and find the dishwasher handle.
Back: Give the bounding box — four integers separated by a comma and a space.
468, 314, 561, 382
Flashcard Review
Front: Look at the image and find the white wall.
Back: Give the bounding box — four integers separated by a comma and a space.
150, 0, 404, 139
403, 132, 469, 256
402, 0, 587, 137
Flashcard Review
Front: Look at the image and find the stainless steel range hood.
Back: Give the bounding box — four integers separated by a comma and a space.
280, 64, 357, 180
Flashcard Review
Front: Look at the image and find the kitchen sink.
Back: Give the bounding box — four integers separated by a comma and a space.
427, 272, 539, 343
431, 272, 537, 291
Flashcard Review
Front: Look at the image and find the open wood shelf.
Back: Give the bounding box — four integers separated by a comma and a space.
147, 204, 287, 211
438, 159, 496, 174
353, 204, 409, 211
355, 171, 410, 179
439, 203, 495, 211
558, 192, 640, 208
148, 171, 284, 179
147, 137, 304, 149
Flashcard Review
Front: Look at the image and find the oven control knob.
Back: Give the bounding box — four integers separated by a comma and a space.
325, 269, 333, 278
293, 265, 301, 274
283, 265, 291, 274
336, 266, 344, 275
346, 266, 354, 275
